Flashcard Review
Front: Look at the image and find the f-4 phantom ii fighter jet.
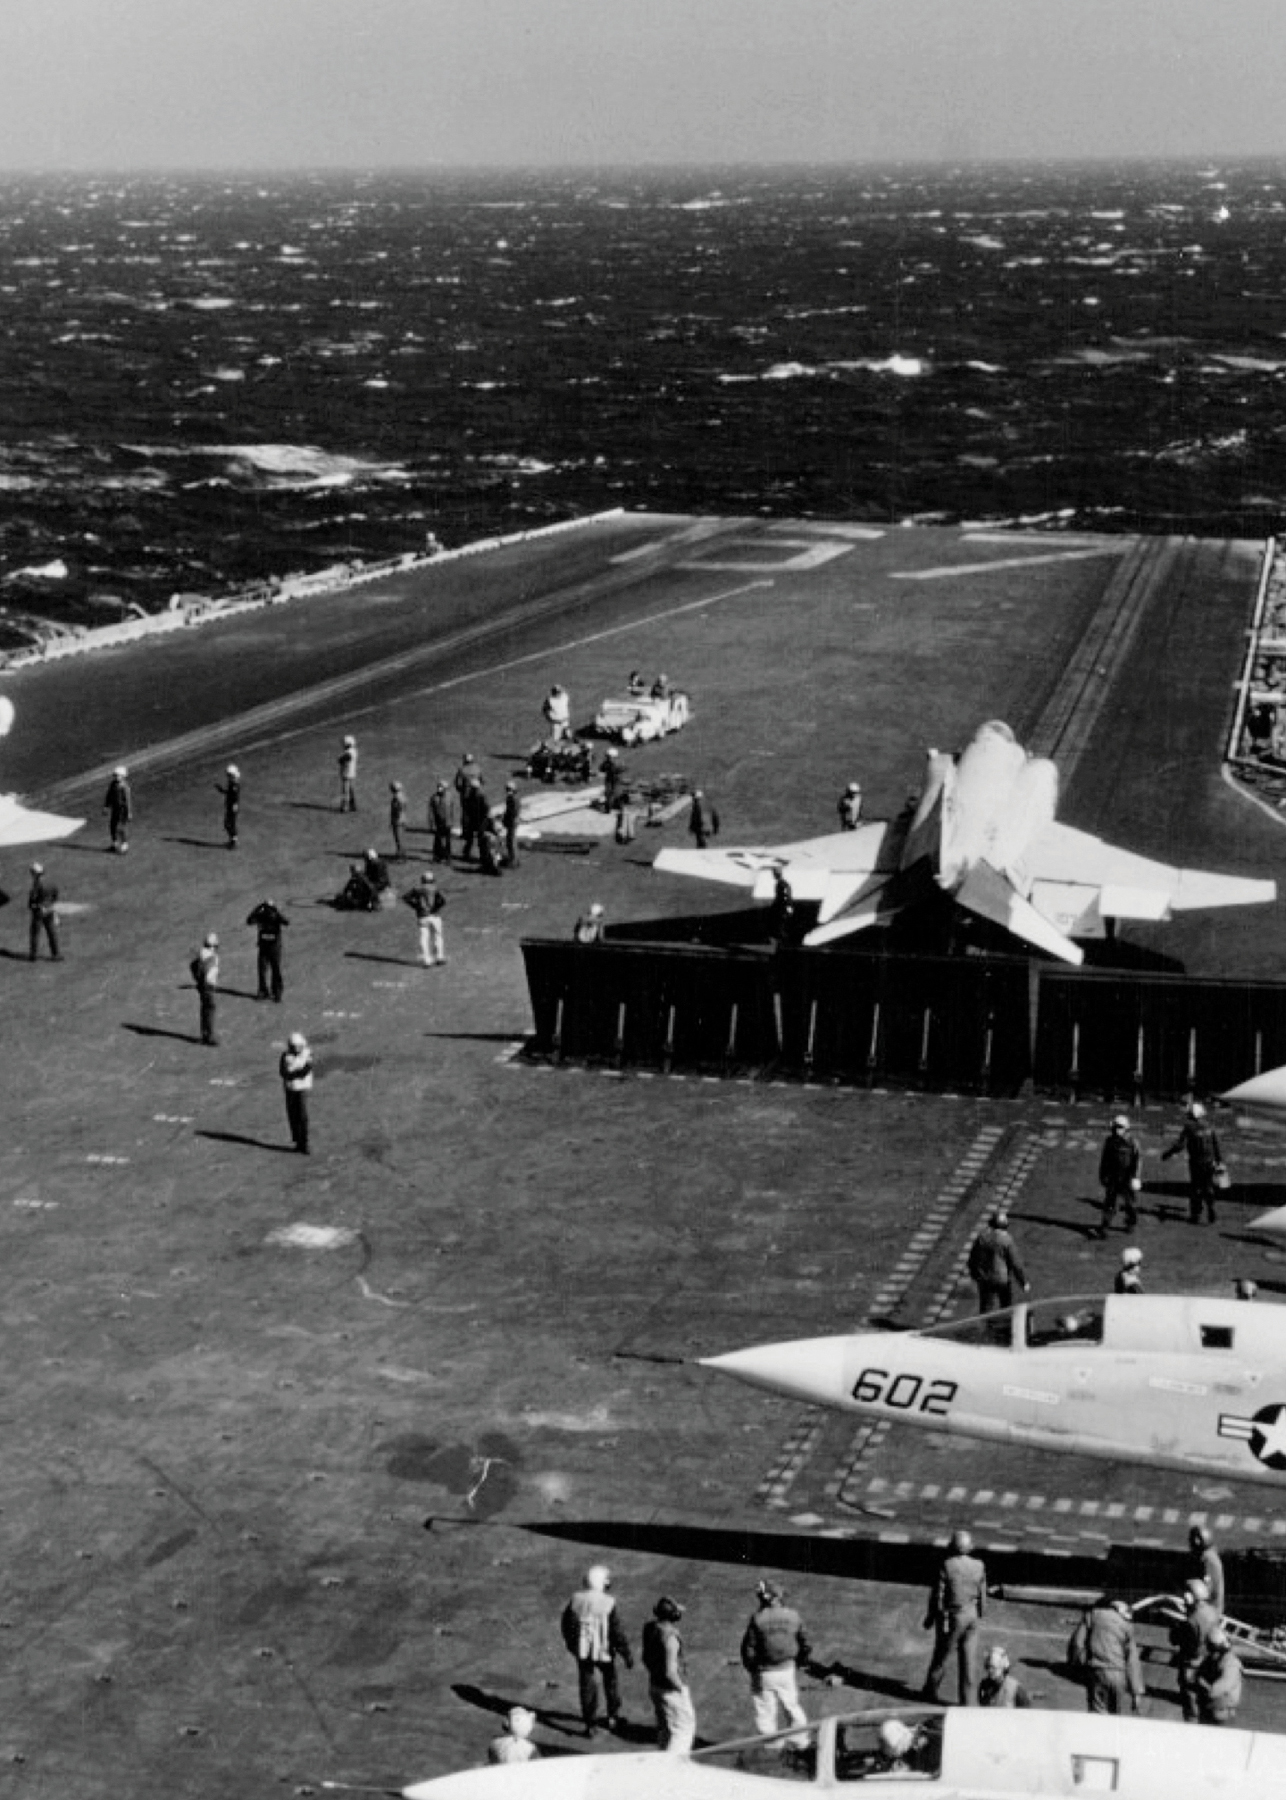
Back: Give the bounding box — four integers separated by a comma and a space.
654, 720, 1275, 965
0, 696, 84, 848
703, 1293, 1286, 1487
401, 1704, 1286, 1800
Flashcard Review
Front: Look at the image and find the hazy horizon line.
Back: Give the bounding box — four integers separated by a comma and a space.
1, 150, 1285, 183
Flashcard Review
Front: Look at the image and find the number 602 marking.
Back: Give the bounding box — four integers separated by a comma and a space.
852, 1367, 958, 1416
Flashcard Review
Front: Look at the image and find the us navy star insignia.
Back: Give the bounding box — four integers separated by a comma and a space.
1219, 1402, 1286, 1469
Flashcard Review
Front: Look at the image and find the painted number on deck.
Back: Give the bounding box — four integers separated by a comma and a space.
852, 1368, 958, 1416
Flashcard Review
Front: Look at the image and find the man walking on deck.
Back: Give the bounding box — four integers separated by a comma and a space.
27, 862, 61, 961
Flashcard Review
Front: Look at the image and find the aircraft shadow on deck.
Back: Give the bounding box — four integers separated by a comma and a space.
520, 1518, 1286, 1624
161, 835, 231, 851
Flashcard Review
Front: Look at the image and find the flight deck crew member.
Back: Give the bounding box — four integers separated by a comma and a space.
27, 862, 61, 960
389, 781, 407, 859
837, 782, 863, 830
429, 781, 453, 863
1161, 1102, 1223, 1225
560, 1565, 633, 1738
104, 765, 132, 853
688, 788, 719, 850
771, 870, 797, 946
978, 1646, 1030, 1708
1194, 1629, 1242, 1726
1070, 1597, 1143, 1715
459, 775, 488, 863
1097, 1114, 1142, 1235
337, 735, 358, 811
1171, 1579, 1220, 1722
542, 684, 571, 741
404, 872, 446, 966
923, 1529, 986, 1705
478, 811, 504, 877
486, 1707, 540, 1765
967, 1210, 1030, 1314
502, 781, 521, 868
191, 932, 219, 1046
1114, 1246, 1143, 1294
216, 764, 241, 848
601, 749, 624, 815
739, 1579, 812, 1743
641, 1596, 694, 1754
246, 899, 288, 1002
1187, 1526, 1225, 1617
279, 1032, 313, 1154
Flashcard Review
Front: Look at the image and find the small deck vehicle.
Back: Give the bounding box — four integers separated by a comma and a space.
594, 688, 690, 745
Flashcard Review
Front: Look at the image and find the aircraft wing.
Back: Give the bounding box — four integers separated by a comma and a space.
1027, 821, 1277, 918
0, 793, 85, 848
654, 822, 897, 912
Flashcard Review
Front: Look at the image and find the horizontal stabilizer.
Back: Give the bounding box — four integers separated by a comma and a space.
956, 861, 1084, 965
1170, 870, 1277, 911
802, 879, 901, 946
1030, 820, 1276, 914
0, 793, 85, 849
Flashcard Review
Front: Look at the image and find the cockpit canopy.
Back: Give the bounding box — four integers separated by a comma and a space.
918, 1299, 1107, 1351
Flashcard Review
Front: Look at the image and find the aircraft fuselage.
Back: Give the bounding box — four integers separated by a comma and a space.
703, 1293, 1286, 1487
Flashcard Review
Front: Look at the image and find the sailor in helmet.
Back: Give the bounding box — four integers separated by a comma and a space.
1162, 1101, 1224, 1226
1097, 1112, 1141, 1236
560, 1565, 633, 1738
1113, 1246, 1143, 1295
487, 1705, 540, 1765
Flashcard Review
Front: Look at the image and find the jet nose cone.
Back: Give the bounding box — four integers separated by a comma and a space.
1223, 1066, 1286, 1114
1249, 1203, 1286, 1241
700, 1335, 853, 1408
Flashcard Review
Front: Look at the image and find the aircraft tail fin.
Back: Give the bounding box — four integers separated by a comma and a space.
956, 861, 1084, 965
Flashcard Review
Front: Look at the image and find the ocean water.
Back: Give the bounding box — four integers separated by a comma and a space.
2, 160, 1285, 641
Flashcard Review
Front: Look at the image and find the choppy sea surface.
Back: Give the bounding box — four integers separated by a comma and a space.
2, 160, 1286, 642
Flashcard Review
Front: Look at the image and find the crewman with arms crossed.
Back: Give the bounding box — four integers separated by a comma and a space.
279, 1031, 313, 1155
641, 1596, 694, 1754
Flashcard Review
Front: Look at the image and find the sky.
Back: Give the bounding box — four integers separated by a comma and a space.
4, 0, 1286, 172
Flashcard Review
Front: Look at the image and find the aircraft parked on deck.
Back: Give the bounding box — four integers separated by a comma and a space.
401, 1705, 1286, 1799
654, 719, 1275, 965
702, 1293, 1286, 1487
